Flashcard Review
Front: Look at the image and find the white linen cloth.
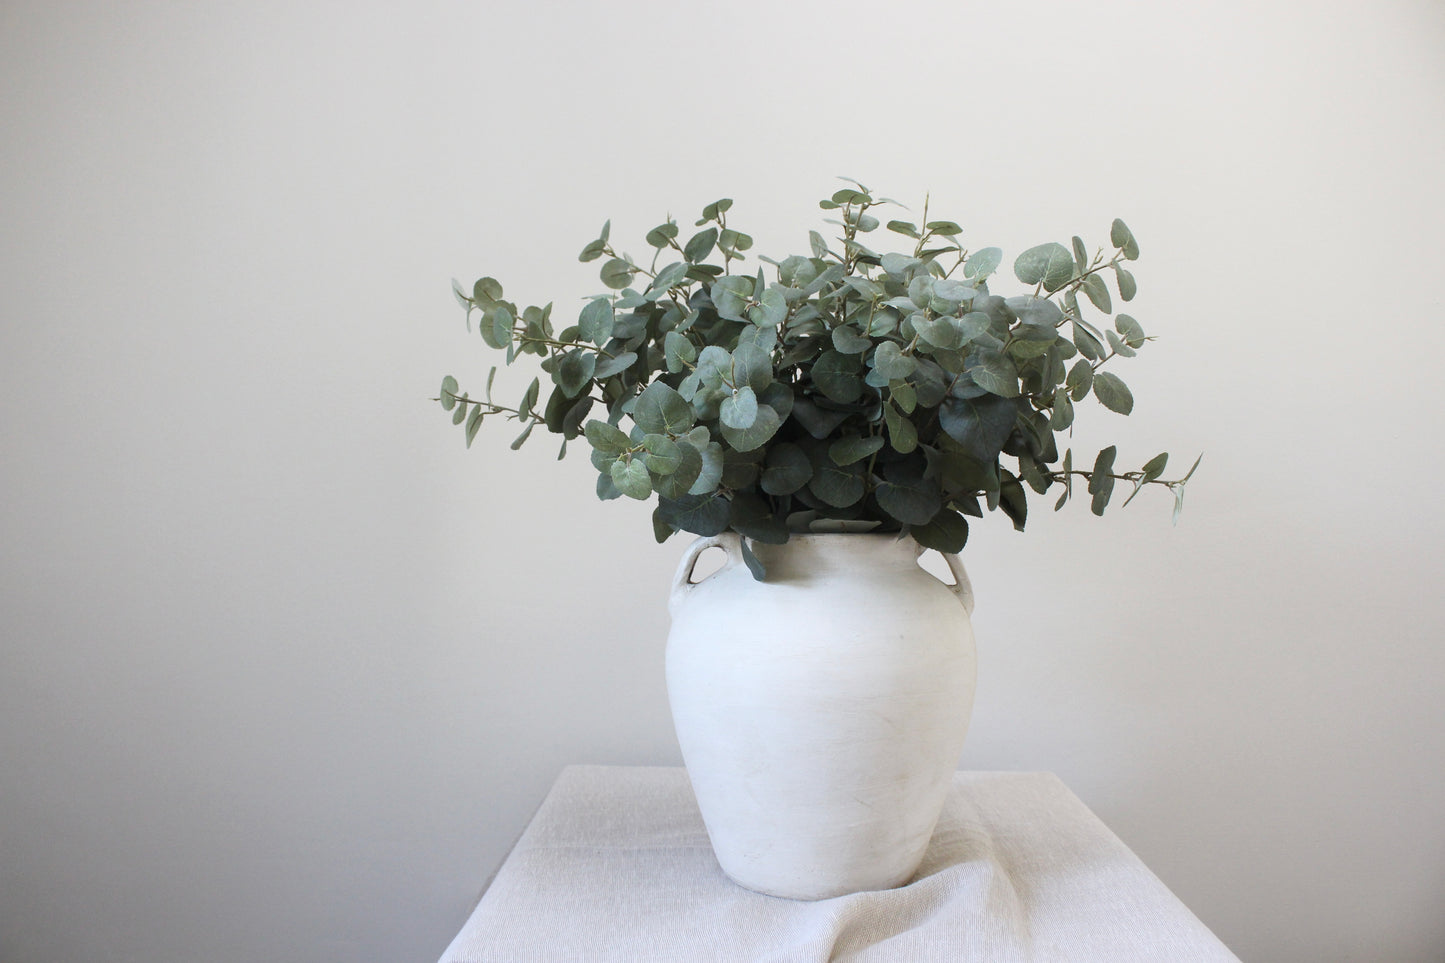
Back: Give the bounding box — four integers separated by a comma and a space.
438, 765, 1238, 963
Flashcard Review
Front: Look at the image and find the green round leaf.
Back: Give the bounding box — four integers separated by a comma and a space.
829, 434, 885, 466
578, 298, 614, 344
654, 442, 704, 498
634, 381, 695, 435
808, 461, 866, 508
554, 350, 596, 398
684, 228, 718, 263
877, 470, 943, 526
870, 340, 916, 381
645, 222, 679, 248
1115, 265, 1138, 302
718, 403, 781, 453
811, 350, 863, 404
642, 434, 684, 474
761, 443, 813, 496
963, 247, 1002, 280
1013, 242, 1075, 291
910, 509, 969, 554
1092, 371, 1134, 414
600, 258, 636, 290
610, 457, 653, 500
719, 385, 760, 430
1111, 218, 1140, 260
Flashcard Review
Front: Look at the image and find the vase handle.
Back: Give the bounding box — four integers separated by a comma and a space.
939, 552, 976, 616
669, 532, 742, 617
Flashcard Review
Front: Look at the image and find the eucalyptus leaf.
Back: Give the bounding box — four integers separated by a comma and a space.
1080, 273, 1112, 313
1066, 358, 1094, 400
600, 258, 635, 290
963, 247, 1002, 280
642, 434, 683, 474
646, 221, 679, 248
910, 509, 969, 553
1089, 446, 1117, 515
1072, 321, 1105, 361
584, 419, 631, 455
789, 397, 853, 439
465, 406, 483, 447
711, 275, 753, 323
555, 350, 596, 398
730, 342, 773, 393
809, 460, 866, 508
719, 385, 760, 430
1116, 314, 1146, 348
739, 538, 767, 579
1105, 329, 1137, 358
884, 403, 918, 453
1049, 392, 1074, 430
472, 277, 503, 305
968, 353, 1019, 398
611, 456, 652, 499
829, 434, 885, 466
729, 492, 788, 545
649, 261, 689, 295
634, 381, 695, 434
664, 331, 698, 372
1115, 264, 1137, 301
831, 325, 872, 355
761, 443, 813, 496
880, 252, 921, 277
1013, 243, 1074, 291
1093, 371, 1134, 414
482, 304, 512, 350
939, 394, 1017, 464
876, 462, 942, 525
578, 298, 614, 344
509, 420, 536, 450
998, 469, 1028, 531
750, 288, 788, 327
689, 442, 725, 495
719, 403, 781, 452
870, 340, 916, 380
1111, 218, 1140, 260
658, 492, 730, 536
811, 350, 863, 404
592, 350, 637, 380
685, 228, 718, 263
654, 441, 704, 498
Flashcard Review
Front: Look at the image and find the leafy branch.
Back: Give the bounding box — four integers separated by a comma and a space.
436, 179, 1199, 564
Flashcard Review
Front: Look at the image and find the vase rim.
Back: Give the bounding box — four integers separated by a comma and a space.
746, 531, 927, 562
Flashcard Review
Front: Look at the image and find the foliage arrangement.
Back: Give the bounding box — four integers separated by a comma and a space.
438, 181, 1198, 576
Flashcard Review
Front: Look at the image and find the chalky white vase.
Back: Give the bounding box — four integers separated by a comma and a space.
665, 532, 977, 900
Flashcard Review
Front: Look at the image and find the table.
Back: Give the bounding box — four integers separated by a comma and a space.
438, 765, 1238, 962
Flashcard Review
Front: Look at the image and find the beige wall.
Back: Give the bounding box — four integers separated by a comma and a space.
3, 1, 1443, 960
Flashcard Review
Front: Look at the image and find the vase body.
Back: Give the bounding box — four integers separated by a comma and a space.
665, 532, 977, 900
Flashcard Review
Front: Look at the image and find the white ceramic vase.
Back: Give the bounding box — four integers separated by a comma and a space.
665, 532, 977, 900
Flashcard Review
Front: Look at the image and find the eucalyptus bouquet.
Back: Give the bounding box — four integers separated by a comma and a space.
438, 181, 1197, 576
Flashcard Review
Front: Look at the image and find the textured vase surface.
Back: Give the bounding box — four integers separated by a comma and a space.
666, 532, 978, 900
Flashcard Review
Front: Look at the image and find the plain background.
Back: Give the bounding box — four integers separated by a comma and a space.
3, 1, 1443, 961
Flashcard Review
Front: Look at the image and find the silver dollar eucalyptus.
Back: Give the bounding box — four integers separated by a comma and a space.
437, 180, 1200, 577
